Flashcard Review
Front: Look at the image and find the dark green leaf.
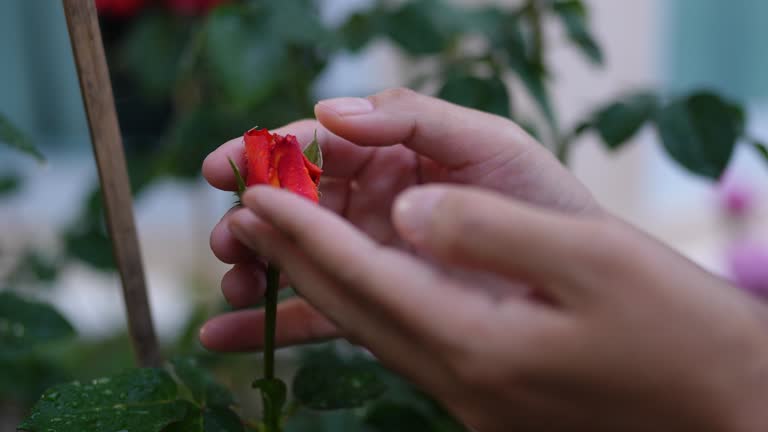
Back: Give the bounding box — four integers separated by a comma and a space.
752, 140, 768, 163
266, 0, 328, 45
303, 130, 324, 168
0, 174, 21, 197
654, 91, 744, 179
162, 402, 204, 432
292, 360, 386, 410
171, 356, 234, 408
340, 11, 382, 52
438, 75, 510, 117
513, 60, 556, 128
0, 292, 74, 355
364, 402, 435, 432
385, 2, 447, 55
253, 377, 287, 419
462, 7, 506, 37
551, 0, 603, 64
64, 227, 115, 270
0, 113, 44, 162
203, 406, 244, 432
494, 19, 556, 128
119, 13, 190, 99
284, 408, 368, 432
164, 405, 243, 432
204, 6, 286, 108
591, 91, 658, 150
0, 351, 70, 403
5, 251, 59, 285
159, 107, 252, 180
18, 368, 188, 432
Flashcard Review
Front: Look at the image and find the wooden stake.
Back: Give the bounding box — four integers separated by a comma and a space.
62, 0, 161, 367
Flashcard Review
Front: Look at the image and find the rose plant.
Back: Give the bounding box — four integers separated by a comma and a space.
4, 0, 768, 431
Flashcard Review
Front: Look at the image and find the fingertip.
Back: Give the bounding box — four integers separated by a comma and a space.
314, 101, 348, 136
221, 263, 266, 308
392, 185, 447, 247
210, 214, 252, 264
198, 319, 222, 351
203, 137, 247, 191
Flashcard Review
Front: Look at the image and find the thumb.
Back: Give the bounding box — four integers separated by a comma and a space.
392, 185, 614, 301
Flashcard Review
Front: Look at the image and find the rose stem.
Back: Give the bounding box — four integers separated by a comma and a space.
263, 263, 280, 431
264, 263, 279, 380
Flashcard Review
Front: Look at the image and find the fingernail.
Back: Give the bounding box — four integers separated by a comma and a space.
318, 97, 374, 116
393, 187, 445, 244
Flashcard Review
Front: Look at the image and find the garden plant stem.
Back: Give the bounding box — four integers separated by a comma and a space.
263, 263, 280, 431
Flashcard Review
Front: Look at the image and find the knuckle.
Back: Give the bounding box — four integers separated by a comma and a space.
369, 87, 419, 105
285, 118, 316, 129
576, 219, 631, 269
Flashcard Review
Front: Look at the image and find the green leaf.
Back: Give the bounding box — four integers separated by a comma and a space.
303, 130, 324, 168
0, 352, 70, 404
551, 0, 603, 64
340, 11, 382, 52
484, 11, 558, 130
385, 1, 447, 55
514, 60, 556, 128
18, 368, 189, 432
752, 140, 768, 164
204, 6, 286, 108
253, 377, 287, 420
0, 292, 74, 355
203, 406, 244, 432
364, 402, 436, 432
5, 250, 59, 286
0, 113, 44, 162
118, 13, 190, 100
228, 157, 247, 202
284, 408, 366, 431
171, 356, 234, 408
164, 404, 243, 432
654, 91, 744, 179
438, 75, 510, 117
494, 19, 557, 128
64, 227, 115, 271
0, 174, 21, 197
292, 359, 387, 410
591, 91, 658, 150
265, 0, 328, 46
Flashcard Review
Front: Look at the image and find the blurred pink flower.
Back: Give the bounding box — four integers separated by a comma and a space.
728, 242, 768, 297
717, 174, 755, 218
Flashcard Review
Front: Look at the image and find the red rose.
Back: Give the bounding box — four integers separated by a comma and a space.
165, 0, 227, 15
244, 128, 322, 202
95, 0, 148, 17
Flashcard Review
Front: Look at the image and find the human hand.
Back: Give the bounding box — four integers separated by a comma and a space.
201, 88, 598, 345
214, 183, 768, 432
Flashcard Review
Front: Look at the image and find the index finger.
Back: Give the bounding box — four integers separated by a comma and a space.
237, 186, 518, 347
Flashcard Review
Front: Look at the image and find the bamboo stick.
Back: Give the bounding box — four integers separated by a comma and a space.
62, 0, 161, 367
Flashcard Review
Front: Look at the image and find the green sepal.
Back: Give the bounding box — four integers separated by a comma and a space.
228, 157, 247, 205
303, 130, 323, 168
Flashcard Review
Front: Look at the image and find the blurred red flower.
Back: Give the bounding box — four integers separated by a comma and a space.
95, 0, 149, 17
165, 0, 227, 15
